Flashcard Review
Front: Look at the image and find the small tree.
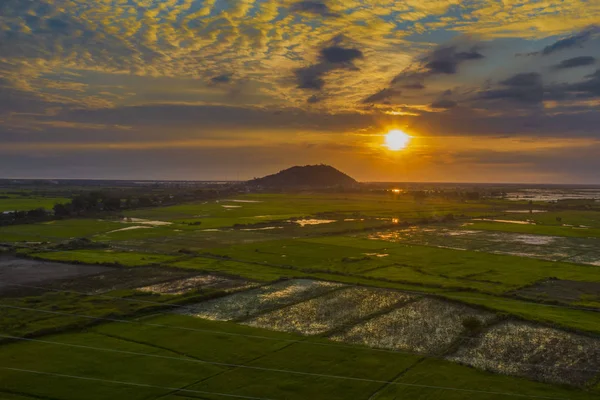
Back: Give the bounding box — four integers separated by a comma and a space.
462, 317, 483, 334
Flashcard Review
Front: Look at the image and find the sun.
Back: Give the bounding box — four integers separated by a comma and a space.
385, 129, 412, 151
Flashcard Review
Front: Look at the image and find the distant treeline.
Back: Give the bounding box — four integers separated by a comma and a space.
0, 187, 240, 226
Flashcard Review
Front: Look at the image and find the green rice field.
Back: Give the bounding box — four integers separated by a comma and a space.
2, 191, 600, 399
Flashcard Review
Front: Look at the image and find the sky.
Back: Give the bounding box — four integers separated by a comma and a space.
1, 0, 599, 183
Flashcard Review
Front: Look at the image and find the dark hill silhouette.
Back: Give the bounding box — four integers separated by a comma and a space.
248, 165, 357, 188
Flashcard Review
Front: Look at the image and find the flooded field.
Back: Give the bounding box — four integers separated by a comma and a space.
0, 265, 202, 296
505, 188, 600, 202
119, 218, 172, 226
513, 279, 600, 305
177, 279, 343, 321
244, 287, 410, 335
0, 256, 112, 290
368, 227, 600, 265
504, 210, 548, 213
291, 219, 336, 227
449, 321, 600, 386
331, 298, 495, 354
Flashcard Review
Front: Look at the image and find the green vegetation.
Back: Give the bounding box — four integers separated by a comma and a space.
0, 290, 167, 337
199, 236, 600, 293
2, 189, 600, 399
0, 195, 69, 212
0, 219, 123, 243
31, 250, 179, 267
443, 292, 600, 334
503, 210, 600, 228
125, 193, 493, 223
0, 315, 597, 400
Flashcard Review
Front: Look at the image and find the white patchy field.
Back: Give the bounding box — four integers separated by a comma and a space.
368, 227, 600, 265
448, 321, 600, 386
331, 298, 495, 354
136, 274, 255, 295
177, 279, 343, 321
244, 287, 410, 335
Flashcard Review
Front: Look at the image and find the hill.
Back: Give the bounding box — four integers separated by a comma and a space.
248, 164, 358, 188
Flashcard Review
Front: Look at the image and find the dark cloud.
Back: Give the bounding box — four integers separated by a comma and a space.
553, 56, 596, 70
530, 69, 600, 102
46, 18, 70, 34
362, 88, 401, 104
423, 46, 484, 75
431, 98, 457, 109
563, 69, 600, 97
59, 104, 373, 133
390, 44, 484, 92
211, 74, 233, 84
0, 77, 60, 116
542, 26, 599, 55
399, 82, 426, 90
391, 71, 426, 85
295, 42, 363, 91
500, 72, 542, 87
295, 64, 327, 90
307, 95, 321, 103
320, 46, 363, 63
455, 51, 485, 61
479, 72, 543, 103
480, 88, 543, 103
587, 69, 600, 79
290, 1, 340, 18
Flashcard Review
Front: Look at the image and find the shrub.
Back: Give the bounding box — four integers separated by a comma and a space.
462, 316, 483, 333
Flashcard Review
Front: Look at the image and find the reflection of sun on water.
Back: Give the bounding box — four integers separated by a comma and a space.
385, 129, 411, 151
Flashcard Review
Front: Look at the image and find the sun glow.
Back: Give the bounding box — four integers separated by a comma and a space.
385, 129, 412, 151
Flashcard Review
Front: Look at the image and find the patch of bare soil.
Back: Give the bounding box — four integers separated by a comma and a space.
0, 262, 199, 297
0, 256, 113, 292
512, 279, 600, 305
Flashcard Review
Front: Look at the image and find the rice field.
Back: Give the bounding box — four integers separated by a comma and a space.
331, 298, 496, 354
3, 193, 600, 398
448, 321, 600, 386
244, 286, 411, 335
136, 274, 254, 295
367, 226, 600, 265
177, 279, 344, 321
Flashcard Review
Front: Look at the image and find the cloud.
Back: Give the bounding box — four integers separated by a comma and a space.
295, 64, 327, 90
362, 88, 401, 104
431, 98, 457, 109
479, 73, 543, 104
400, 82, 426, 90
46, 18, 70, 34
290, 1, 340, 18
562, 69, 600, 97
390, 43, 485, 92
0, 0, 599, 183
542, 26, 599, 55
295, 41, 364, 91
320, 46, 363, 63
553, 56, 596, 70
56, 103, 374, 133
211, 74, 233, 84
422, 46, 484, 75
501, 72, 542, 87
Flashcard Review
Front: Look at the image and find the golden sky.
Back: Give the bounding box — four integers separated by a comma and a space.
0, 0, 599, 182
